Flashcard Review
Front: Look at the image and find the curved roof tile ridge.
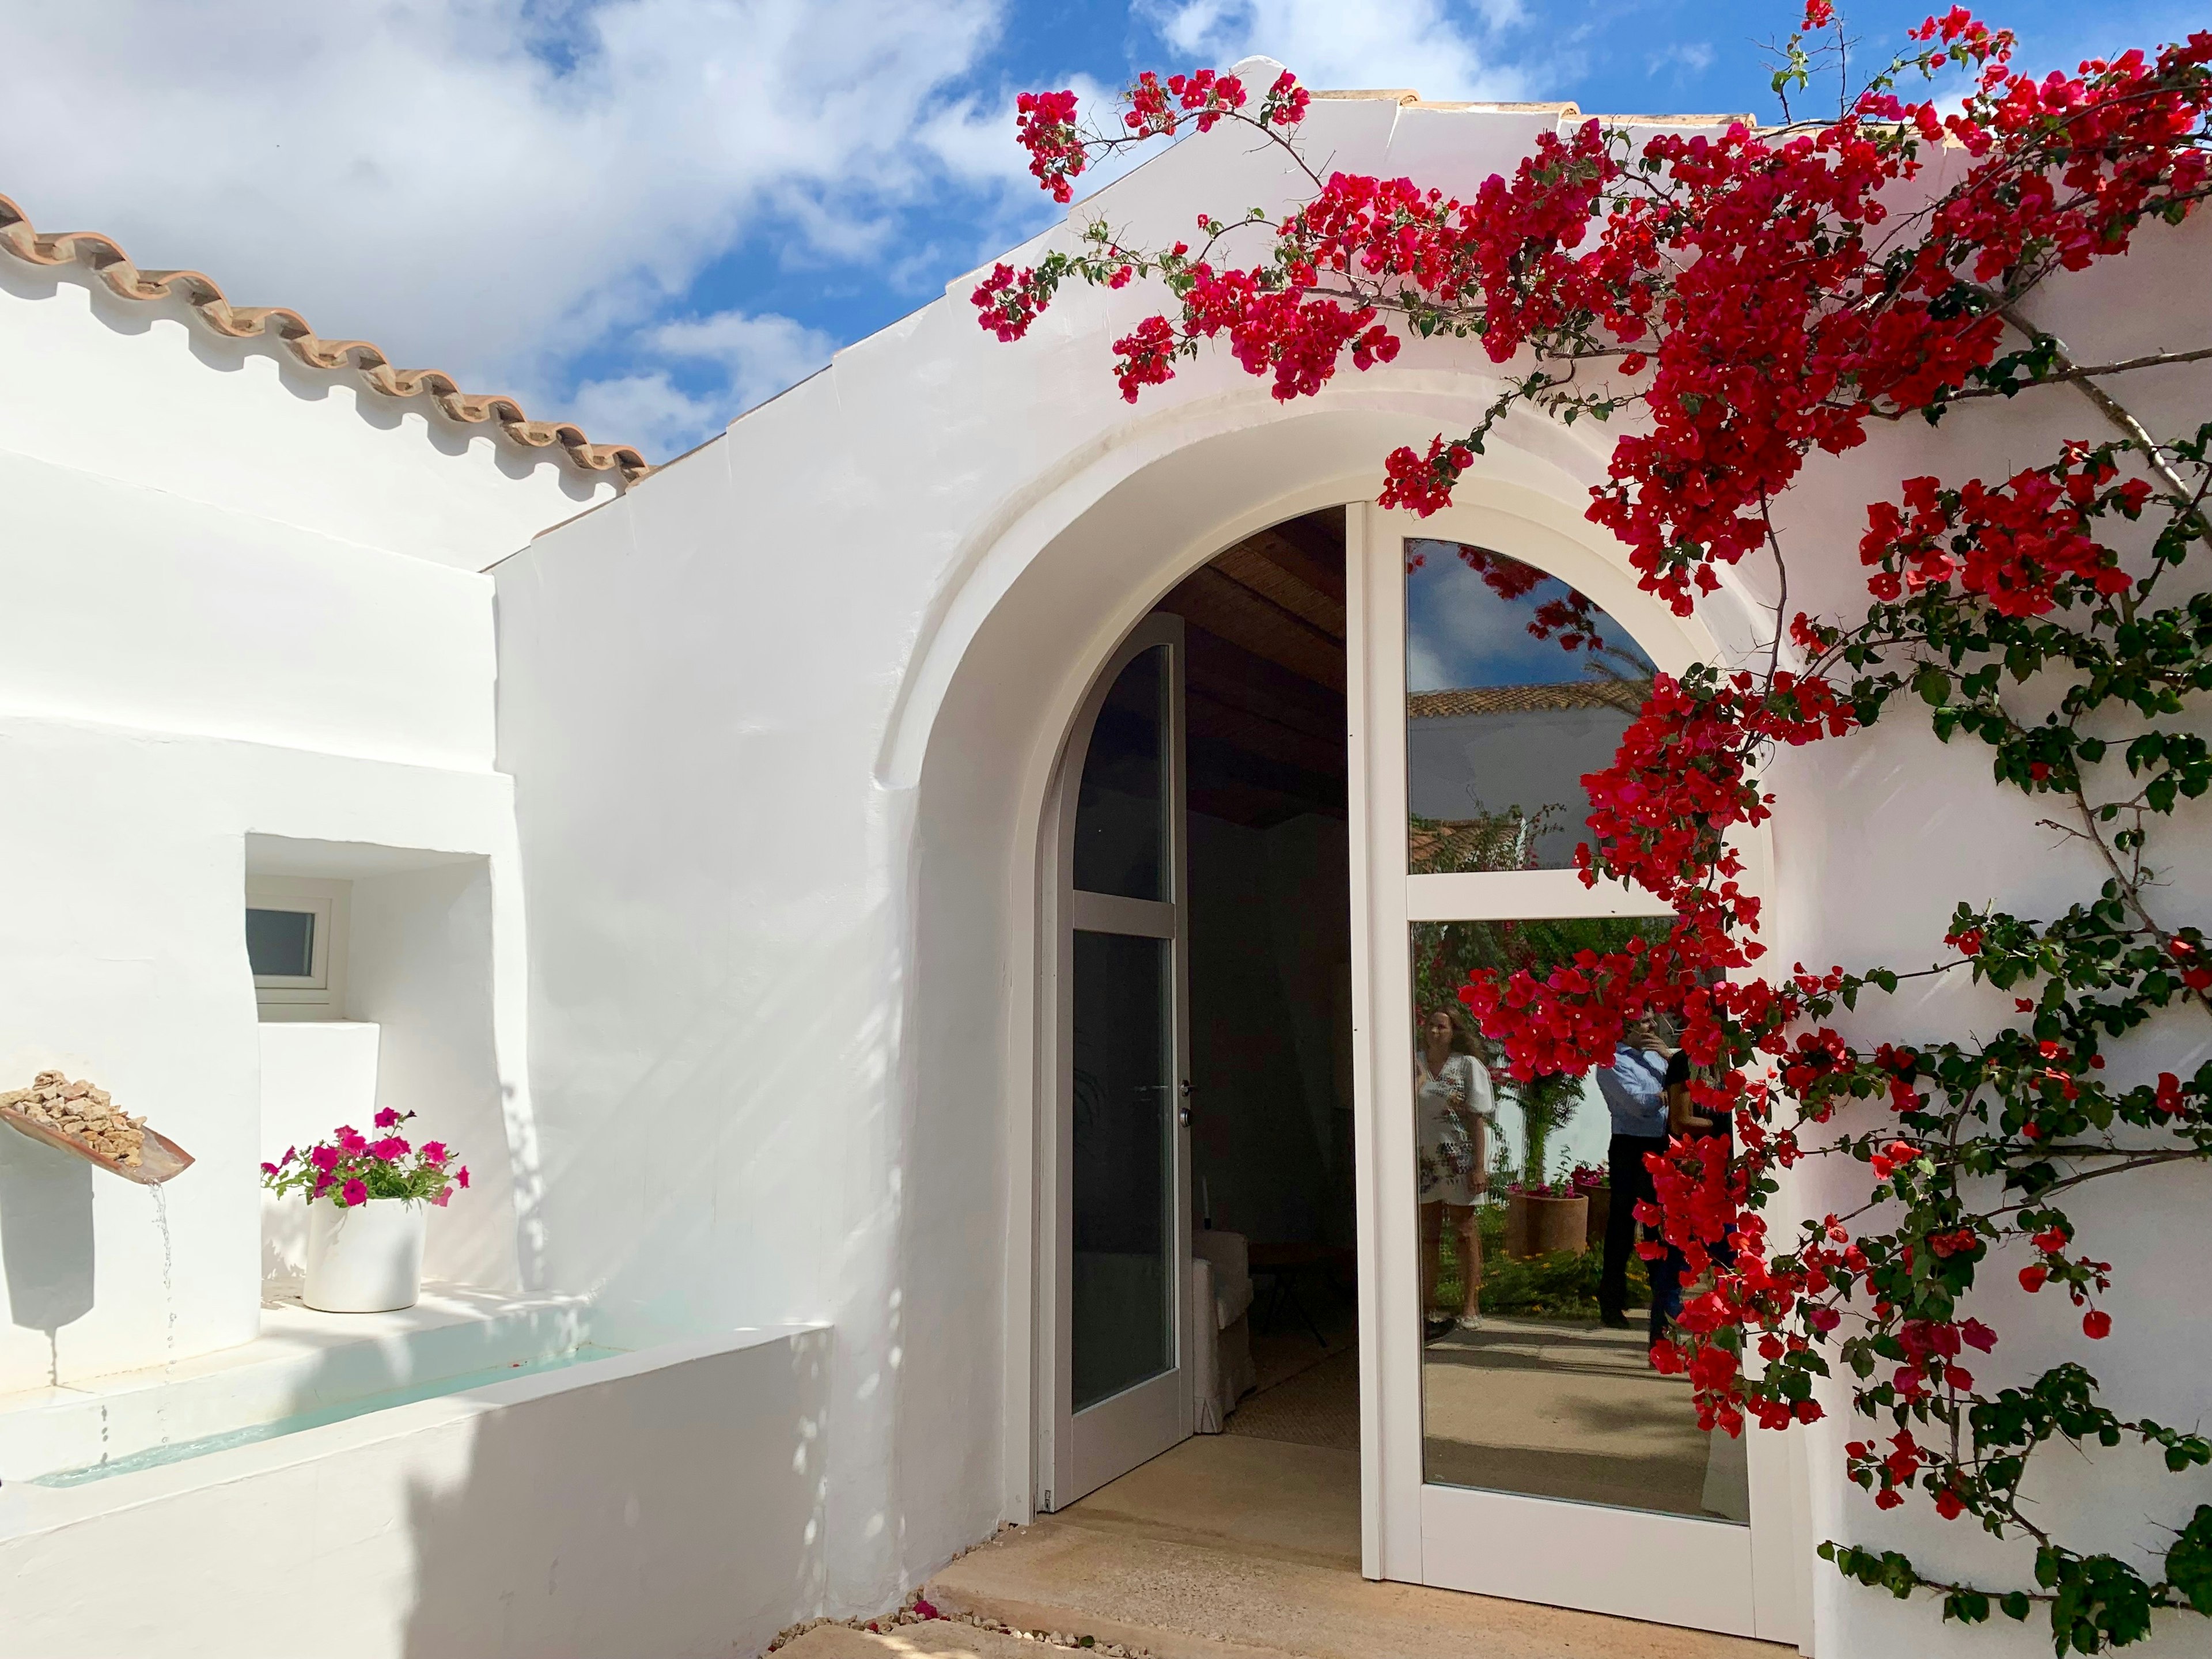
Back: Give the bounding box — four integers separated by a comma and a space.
0, 191, 649, 483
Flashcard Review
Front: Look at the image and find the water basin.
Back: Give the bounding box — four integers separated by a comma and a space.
32, 1341, 627, 1486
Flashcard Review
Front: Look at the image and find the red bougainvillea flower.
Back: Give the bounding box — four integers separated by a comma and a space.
968, 16, 2212, 1611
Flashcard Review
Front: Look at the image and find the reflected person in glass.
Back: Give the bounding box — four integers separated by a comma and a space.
1647, 1048, 1734, 1354
1594, 1020, 1671, 1331
1416, 1007, 1495, 1343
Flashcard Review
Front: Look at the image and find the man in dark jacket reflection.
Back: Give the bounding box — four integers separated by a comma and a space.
1594, 1020, 1670, 1330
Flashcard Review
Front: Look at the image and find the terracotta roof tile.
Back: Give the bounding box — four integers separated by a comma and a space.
1408, 680, 1650, 719
0, 192, 649, 483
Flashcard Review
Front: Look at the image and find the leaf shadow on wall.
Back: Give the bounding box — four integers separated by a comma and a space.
0, 1130, 96, 1384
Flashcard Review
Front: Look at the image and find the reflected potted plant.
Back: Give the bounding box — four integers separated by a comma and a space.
1567, 1161, 1609, 1247
1501, 1072, 1587, 1259
1505, 1174, 1590, 1259
262, 1109, 468, 1313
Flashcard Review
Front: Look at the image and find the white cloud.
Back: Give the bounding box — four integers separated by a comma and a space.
652, 308, 835, 412
0, 0, 1001, 448
1142, 0, 1537, 101
567, 371, 725, 459
1648, 41, 1715, 80
565, 308, 832, 455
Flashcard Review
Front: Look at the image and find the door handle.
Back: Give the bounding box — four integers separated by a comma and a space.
1178, 1080, 1196, 1126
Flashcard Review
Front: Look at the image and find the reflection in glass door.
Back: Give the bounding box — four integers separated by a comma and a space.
1047, 620, 1194, 1509
1071, 928, 1174, 1410
1410, 916, 1747, 1524
1351, 502, 1791, 1641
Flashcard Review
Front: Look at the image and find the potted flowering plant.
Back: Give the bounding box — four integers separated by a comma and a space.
262, 1108, 468, 1313
1565, 1161, 1611, 1248
1504, 1171, 1591, 1261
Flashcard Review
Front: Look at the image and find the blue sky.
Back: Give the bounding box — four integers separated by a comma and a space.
1, 1, 2196, 460
1406, 541, 1658, 690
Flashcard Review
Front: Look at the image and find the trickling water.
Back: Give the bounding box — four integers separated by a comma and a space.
151, 1186, 175, 1445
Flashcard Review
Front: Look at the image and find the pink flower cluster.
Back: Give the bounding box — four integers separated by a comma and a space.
261, 1106, 469, 1209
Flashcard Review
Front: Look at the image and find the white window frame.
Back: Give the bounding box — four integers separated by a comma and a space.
246, 876, 350, 1019
1036, 613, 1196, 1512
1346, 489, 1804, 1646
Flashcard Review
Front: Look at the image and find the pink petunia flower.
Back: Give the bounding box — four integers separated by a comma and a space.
338, 1127, 367, 1154
342, 1178, 368, 1207
374, 1107, 402, 1129
310, 1145, 342, 1173
369, 1136, 410, 1161
421, 1141, 448, 1164
260, 1161, 278, 1177
433, 1186, 452, 1207
457, 1166, 471, 1190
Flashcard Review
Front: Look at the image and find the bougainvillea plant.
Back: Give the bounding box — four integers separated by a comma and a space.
980, 9, 2212, 1652
262, 1107, 468, 1209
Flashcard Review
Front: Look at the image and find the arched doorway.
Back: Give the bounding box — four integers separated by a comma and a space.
903, 407, 1802, 1645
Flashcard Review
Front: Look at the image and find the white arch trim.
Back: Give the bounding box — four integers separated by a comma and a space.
895, 387, 1784, 1581
876, 372, 1624, 791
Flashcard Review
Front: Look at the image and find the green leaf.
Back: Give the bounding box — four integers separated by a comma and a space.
2166, 1505, 2212, 1613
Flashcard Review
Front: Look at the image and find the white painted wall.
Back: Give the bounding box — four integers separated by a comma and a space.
257, 1021, 381, 1286
347, 859, 521, 1291
0, 253, 573, 1391
0, 722, 535, 1393
0, 257, 616, 573
498, 89, 2212, 1656
0, 1325, 830, 1659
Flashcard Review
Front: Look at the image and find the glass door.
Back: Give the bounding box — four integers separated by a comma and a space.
1347, 502, 1799, 1642
1043, 614, 1195, 1509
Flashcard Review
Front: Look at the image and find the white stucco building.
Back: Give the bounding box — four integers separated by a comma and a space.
0, 69, 2204, 1659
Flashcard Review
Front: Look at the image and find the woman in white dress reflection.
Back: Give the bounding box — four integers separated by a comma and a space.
1416, 1006, 1495, 1342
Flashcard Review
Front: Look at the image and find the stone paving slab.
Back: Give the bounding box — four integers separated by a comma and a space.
774, 1623, 1055, 1659
926, 1512, 1789, 1659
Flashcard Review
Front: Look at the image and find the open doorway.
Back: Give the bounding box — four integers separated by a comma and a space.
1155, 507, 1358, 1462
1020, 484, 1800, 1642
1041, 506, 1359, 1552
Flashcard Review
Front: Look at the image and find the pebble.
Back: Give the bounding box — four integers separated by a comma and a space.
1, 1071, 146, 1166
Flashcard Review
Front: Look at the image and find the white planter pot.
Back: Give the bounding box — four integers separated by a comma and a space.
302, 1198, 425, 1313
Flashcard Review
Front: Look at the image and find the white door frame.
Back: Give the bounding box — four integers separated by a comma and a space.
1344, 493, 1806, 1645
1036, 612, 1195, 1512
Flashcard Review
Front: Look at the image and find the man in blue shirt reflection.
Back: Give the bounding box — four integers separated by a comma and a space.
1594, 1021, 1671, 1330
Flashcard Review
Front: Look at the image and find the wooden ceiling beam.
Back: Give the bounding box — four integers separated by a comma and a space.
1185, 730, 1346, 817
1188, 779, 1341, 830
1185, 686, 1346, 780
1209, 535, 1346, 640
1258, 509, 1347, 600
1181, 626, 1344, 736
1160, 567, 1345, 691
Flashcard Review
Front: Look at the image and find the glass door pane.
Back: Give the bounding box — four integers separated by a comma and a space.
1074, 645, 1170, 899
1408, 915, 1747, 1524
1070, 927, 1176, 1411
1404, 541, 1654, 872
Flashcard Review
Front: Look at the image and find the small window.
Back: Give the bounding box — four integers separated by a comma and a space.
245, 877, 346, 1015
246, 908, 317, 980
